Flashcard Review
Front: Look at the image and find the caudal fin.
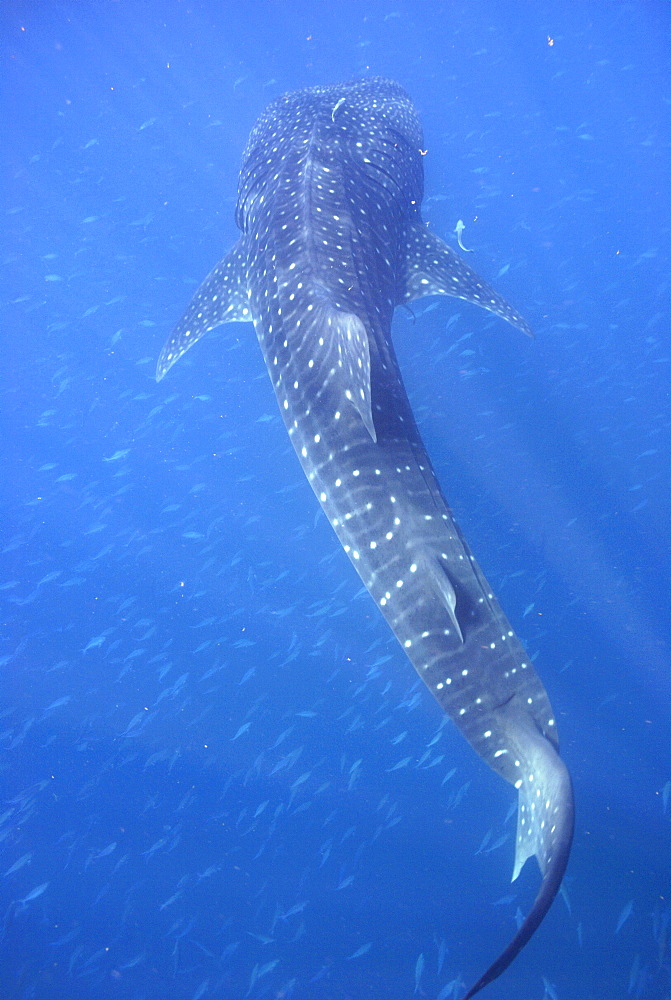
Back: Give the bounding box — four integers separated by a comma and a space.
463, 703, 574, 999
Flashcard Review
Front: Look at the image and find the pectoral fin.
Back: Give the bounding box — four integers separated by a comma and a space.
400, 224, 533, 338
156, 239, 250, 380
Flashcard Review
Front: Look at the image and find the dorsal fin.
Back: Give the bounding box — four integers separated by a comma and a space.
421, 552, 463, 642
327, 308, 376, 442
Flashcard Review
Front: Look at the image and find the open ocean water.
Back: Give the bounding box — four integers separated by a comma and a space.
2, 2, 669, 999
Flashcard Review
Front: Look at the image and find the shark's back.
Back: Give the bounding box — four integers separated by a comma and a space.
236, 78, 423, 326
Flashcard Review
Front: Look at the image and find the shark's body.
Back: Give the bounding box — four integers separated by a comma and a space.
157, 78, 574, 997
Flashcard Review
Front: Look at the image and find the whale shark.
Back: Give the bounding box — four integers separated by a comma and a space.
156, 77, 574, 997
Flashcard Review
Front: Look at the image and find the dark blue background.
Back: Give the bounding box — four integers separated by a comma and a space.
2, 2, 669, 999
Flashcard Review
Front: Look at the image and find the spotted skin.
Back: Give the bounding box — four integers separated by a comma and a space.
156, 78, 573, 997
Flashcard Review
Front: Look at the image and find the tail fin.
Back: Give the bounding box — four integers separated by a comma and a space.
463, 702, 574, 999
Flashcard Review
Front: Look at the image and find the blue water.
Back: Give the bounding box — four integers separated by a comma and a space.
2, 2, 669, 999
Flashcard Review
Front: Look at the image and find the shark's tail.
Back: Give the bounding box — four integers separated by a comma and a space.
462, 700, 575, 999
